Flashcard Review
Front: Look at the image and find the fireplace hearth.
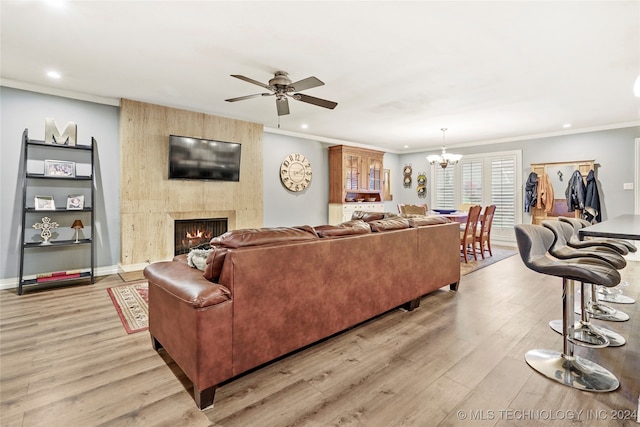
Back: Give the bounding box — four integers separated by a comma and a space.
174, 218, 227, 255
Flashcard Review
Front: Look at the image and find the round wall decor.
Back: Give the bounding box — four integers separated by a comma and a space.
280, 153, 312, 192
403, 164, 412, 188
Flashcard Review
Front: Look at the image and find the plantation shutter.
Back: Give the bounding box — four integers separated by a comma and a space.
435, 165, 456, 209
461, 159, 483, 205
490, 155, 516, 229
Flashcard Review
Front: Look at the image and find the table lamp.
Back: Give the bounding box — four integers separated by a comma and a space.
71, 219, 84, 243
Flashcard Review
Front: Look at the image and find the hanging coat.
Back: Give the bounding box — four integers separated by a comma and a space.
537, 173, 555, 213
565, 170, 585, 212
584, 169, 601, 222
524, 172, 538, 212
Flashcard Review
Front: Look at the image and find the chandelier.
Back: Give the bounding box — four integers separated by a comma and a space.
427, 128, 462, 169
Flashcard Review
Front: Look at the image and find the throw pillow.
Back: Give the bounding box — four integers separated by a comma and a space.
187, 248, 213, 271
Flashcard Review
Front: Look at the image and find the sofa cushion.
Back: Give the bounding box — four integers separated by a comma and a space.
368, 217, 411, 232
407, 215, 452, 227
203, 246, 229, 281
351, 211, 399, 222
314, 220, 371, 237
211, 225, 318, 249
203, 225, 319, 282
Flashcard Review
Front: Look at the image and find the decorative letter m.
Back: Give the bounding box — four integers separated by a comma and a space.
45, 118, 77, 146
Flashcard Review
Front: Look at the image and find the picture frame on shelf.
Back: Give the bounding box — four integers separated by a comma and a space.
66, 195, 84, 210
44, 159, 75, 177
35, 196, 55, 210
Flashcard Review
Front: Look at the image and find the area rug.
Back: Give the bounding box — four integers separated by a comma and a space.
460, 247, 517, 276
107, 281, 149, 334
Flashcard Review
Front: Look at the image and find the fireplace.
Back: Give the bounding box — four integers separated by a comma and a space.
174, 218, 228, 255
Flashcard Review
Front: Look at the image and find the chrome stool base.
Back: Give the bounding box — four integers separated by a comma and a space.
549, 319, 625, 347
597, 291, 636, 304
525, 349, 619, 392
587, 303, 630, 322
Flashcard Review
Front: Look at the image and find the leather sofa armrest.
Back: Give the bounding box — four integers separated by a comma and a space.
144, 261, 231, 308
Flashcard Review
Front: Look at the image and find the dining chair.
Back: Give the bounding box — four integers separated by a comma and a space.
460, 205, 482, 263
457, 203, 475, 212
397, 203, 428, 216
474, 204, 496, 259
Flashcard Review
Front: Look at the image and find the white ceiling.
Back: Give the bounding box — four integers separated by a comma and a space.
2, 1, 639, 153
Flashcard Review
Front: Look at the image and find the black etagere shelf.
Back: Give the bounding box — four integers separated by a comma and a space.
18, 128, 96, 295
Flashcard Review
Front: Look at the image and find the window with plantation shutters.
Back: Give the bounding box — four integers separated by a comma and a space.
461, 159, 483, 205
429, 149, 521, 243
434, 165, 456, 209
490, 155, 516, 230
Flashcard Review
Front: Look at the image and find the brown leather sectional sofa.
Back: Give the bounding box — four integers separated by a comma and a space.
143, 213, 460, 409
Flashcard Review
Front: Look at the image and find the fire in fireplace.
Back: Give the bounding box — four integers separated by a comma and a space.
174, 218, 227, 255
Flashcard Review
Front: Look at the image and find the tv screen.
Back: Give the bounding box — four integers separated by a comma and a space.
168, 135, 241, 181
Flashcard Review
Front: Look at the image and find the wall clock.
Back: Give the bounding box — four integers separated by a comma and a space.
280, 153, 312, 192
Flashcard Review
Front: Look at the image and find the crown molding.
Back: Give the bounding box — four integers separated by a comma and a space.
1, 79, 120, 107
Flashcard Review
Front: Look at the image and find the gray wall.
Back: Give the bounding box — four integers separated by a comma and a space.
394, 127, 639, 221
261, 133, 402, 226
1, 86, 637, 284
1, 87, 120, 282
262, 132, 329, 227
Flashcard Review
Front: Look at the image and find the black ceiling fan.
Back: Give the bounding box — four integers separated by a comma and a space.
225, 71, 338, 116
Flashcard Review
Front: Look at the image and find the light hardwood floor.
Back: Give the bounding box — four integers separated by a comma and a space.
1, 255, 638, 426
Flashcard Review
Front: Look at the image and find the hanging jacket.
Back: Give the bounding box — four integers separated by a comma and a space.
537, 173, 555, 213
524, 172, 538, 212
565, 170, 585, 212
584, 169, 601, 222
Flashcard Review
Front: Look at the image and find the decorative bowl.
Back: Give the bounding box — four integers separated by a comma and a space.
356, 198, 365, 202
433, 209, 457, 214
366, 198, 376, 202
345, 198, 355, 202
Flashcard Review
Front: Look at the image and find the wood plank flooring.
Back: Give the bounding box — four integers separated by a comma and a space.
1, 255, 638, 426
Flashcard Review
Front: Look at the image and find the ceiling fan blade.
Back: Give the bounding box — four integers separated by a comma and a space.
225, 93, 273, 102
230, 74, 270, 89
293, 93, 338, 110
276, 98, 290, 116
289, 76, 324, 92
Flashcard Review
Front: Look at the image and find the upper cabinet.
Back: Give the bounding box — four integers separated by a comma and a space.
329, 145, 385, 203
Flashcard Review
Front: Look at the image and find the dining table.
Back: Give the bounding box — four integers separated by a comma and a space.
579, 214, 640, 241
429, 210, 469, 224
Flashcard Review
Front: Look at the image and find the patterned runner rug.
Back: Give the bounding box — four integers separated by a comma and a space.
107, 281, 149, 334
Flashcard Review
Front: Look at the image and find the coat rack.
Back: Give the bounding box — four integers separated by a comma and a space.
529, 160, 595, 225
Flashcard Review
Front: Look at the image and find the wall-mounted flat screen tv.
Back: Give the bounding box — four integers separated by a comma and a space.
168, 135, 241, 181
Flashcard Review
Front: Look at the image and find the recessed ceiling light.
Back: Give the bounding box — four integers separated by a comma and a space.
47, 71, 61, 79
404, 145, 409, 148
562, 123, 571, 128
301, 124, 308, 129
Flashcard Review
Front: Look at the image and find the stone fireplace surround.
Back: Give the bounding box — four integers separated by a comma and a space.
118, 99, 264, 281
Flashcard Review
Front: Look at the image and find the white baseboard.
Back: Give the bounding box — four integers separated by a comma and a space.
0, 265, 120, 290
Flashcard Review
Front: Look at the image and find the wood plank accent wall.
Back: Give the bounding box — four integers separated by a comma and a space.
119, 99, 263, 279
